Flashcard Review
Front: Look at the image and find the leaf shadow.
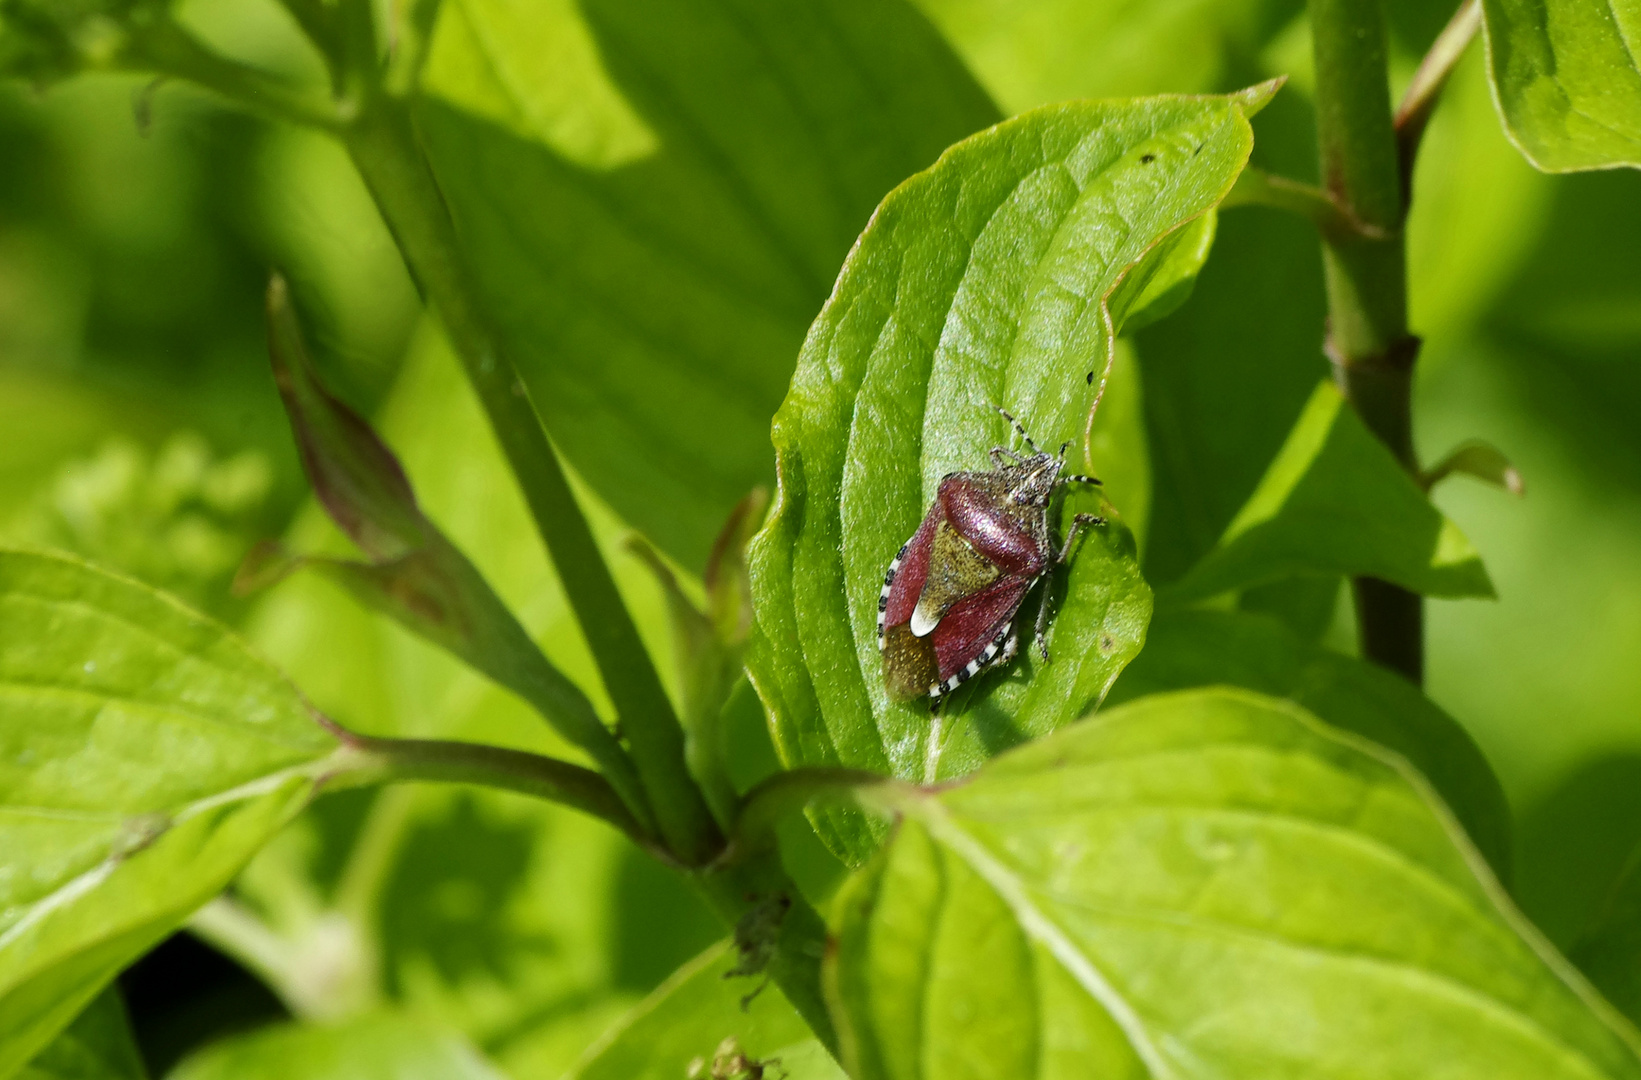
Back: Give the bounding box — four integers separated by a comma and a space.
414, 0, 997, 563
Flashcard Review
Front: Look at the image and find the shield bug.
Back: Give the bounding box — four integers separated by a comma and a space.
877, 408, 1105, 703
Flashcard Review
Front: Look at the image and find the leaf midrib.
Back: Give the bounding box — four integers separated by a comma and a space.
914, 801, 1634, 1080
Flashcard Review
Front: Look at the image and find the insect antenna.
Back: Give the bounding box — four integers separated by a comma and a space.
993, 405, 1041, 454
1061, 473, 1103, 486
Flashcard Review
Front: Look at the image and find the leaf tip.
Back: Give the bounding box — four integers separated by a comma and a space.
1235, 77, 1286, 118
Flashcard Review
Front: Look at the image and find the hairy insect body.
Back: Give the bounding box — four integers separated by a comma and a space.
878, 411, 1103, 703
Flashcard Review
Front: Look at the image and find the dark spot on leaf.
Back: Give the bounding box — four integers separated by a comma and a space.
113, 812, 171, 859
1140, 153, 1156, 164
1193, 143, 1205, 156
1086, 370, 1095, 384
1099, 634, 1116, 654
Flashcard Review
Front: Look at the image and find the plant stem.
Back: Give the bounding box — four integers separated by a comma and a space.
188, 897, 298, 1000
125, 20, 344, 131
1309, 0, 1424, 685
340, 99, 722, 865
1395, 0, 1483, 205
695, 852, 839, 1055
722, 767, 890, 864
1221, 167, 1386, 240
323, 732, 660, 854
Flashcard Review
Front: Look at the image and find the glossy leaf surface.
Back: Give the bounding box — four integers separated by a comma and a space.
1109, 608, 1512, 878
416, 0, 1000, 565
1482, 0, 1641, 171
572, 940, 842, 1080
0, 550, 338, 1077
167, 1013, 506, 1080
1165, 380, 1494, 602
830, 688, 1641, 1079
747, 87, 1274, 862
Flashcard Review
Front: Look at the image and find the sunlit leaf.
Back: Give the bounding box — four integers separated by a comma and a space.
830, 687, 1641, 1079
415, 0, 1001, 565
1165, 380, 1494, 602
0, 550, 339, 1077
167, 1012, 506, 1080
1482, 0, 1641, 171
571, 939, 841, 1080
747, 86, 1276, 863
1109, 608, 1512, 878
911, 0, 1299, 109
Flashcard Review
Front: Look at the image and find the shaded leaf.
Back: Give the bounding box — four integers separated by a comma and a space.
415, 0, 1001, 565
1575, 841, 1641, 1026
571, 939, 842, 1080
628, 489, 769, 826
167, 1012, 506, 1080
1515, 755, 1641, 950
1165, 380, 1494, 602
1481, 0, 1641, 171
1236, 574, 1342, 640
18, 988, 146, 1080
830, 687, 1641, 1079
747, 85, 1276, 863
1135, 204, 1329, 585
0, 549, 338, 1077
1108, 607, 1512, 878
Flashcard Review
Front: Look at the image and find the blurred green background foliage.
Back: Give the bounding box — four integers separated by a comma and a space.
2, 0, 1638, 1072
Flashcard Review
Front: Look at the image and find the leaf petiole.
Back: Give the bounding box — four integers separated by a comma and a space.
318, 727, 664, 858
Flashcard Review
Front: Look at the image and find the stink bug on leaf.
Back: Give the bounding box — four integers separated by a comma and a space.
878, 408, 1105, 704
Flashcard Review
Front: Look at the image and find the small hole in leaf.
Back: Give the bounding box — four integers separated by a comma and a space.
1139, 153, 1156, 164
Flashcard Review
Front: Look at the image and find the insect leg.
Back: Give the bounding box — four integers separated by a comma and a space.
1056, 512, 1105, 564
1060, 473, 1102, 487
993, 405, 1041, 454
990, 446, 1025, 467
1034, 575, 1053, 662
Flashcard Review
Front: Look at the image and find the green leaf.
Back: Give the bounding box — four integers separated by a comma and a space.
1164, 380, 1495, 602
256, 282, 649, 831
1111, 211, 1218, 334
910, 0, 1299, 110
747, 86, 1276, 863
1481, 0, 1641, 171
1424, 439, 1528, 495
1575, 842, 1641, 1025
0, 549, 339, 1077
167, 1012, 507, 1080
1108, 608, 1513, 879
18, 988, 146, 1080
236, 326, 722, 1067
829, 687, 1641, 1079
414, 0, 1001, 565
1134, 203, 1329, 586
571, 939, 842, 1080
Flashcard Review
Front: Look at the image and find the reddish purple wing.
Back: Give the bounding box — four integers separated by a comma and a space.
939, 474, 1044, 577
882, 503, 942, 632
931, 575, 1031, 683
